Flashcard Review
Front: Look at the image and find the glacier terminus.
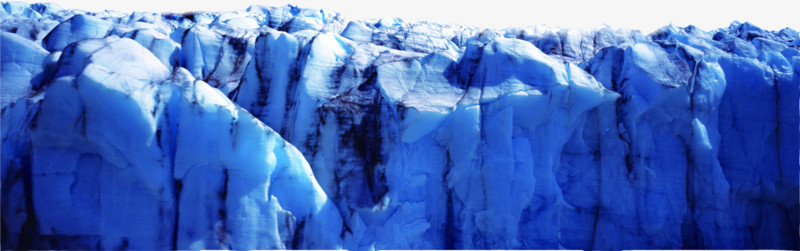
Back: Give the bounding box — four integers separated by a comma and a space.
1, 2, 798, 250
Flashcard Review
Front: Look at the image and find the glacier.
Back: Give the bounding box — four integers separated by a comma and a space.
1, 2, 798, 250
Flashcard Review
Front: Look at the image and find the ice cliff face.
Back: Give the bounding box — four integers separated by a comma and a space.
2, 2, 798, 250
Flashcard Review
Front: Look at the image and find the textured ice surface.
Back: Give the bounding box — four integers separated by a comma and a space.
1, 2, 798, 250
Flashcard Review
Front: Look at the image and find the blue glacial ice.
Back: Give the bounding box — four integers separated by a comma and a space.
1, 2, 798, 250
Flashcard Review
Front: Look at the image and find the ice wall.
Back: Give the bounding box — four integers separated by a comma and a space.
2, 2, 798, 250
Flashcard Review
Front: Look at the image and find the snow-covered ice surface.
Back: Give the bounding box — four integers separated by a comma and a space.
1, 2, 798, 250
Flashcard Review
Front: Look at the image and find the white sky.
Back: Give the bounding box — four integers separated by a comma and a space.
12, 0, 800, 33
